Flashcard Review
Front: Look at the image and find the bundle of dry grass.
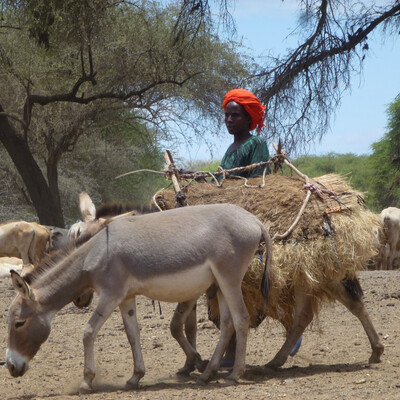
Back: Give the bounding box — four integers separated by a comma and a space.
153, 173, 381, 328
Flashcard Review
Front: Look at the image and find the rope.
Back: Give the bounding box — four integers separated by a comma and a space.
115, 161, 274, 183
115, 169, 165, 179
269, 142, 312, 241
116, 145, 358, 243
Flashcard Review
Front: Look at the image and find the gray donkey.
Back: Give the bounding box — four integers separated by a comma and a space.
6, 203, 272, 392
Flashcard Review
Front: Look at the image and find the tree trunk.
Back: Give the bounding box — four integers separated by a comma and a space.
0, 104, 65, 227
47, 150, 64, 225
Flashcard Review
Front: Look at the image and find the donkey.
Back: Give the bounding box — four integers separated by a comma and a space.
6, 203, 272, 392
66, 192, 224, 373
69, 193, 383, 374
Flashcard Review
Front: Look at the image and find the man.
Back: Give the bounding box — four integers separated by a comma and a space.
220, 88, 270, 178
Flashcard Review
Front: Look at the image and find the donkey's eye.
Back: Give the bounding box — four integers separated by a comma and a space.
15, 320, 26, 329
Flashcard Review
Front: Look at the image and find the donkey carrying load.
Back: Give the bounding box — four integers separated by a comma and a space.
6, 204, 272, 392
154, 172, 384, 370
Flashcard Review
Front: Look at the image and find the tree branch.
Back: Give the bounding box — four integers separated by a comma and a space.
262, 3, 400, 100
28, 74, 200, 107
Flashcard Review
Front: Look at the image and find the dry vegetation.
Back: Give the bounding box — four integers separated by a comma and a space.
155, 174, 381, 328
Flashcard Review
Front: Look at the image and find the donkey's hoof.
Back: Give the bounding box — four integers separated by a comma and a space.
223, 377, 238, 386
225, 370, 242, 385
196, 370, 213, 385
265, 358, 284, 370
126, 375, 142, 389
369, 344, 384, 364
196, 368, 218, 384
79, 381, 93, 394
126, 381, 140, 390
176, 364, 194, 376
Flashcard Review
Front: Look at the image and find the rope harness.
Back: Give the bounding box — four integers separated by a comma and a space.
117, 143, 361, 243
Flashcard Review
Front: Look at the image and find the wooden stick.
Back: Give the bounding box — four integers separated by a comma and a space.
164, 150, 187, 208
164, 150, 181, 193
272, 142, 308, 183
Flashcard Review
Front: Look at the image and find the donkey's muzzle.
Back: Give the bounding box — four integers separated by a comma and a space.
6, 349, 29, 377
7, 360, 27, 377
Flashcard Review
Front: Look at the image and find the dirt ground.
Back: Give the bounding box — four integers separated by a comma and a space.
1, 269, 400, 400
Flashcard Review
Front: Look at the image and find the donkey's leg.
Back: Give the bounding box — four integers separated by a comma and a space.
222, 287, 250, 384
170, 300, 207, 375
266, 286, 314, 369
119, 297, 145, 388
198, 290, 235, 383
184, 301, 198, 355
327, 278, 384, 363
80, 296, 120, 393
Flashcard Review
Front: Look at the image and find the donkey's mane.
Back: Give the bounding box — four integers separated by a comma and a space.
95, 202, 157, 219
23, 242, 79, 284
23, 228, 102, 285
95, 203, 135, 219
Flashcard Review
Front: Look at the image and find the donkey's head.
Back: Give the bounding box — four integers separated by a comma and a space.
6, 270, 52, 377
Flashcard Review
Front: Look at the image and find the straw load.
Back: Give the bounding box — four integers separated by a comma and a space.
153, 173, 381, 330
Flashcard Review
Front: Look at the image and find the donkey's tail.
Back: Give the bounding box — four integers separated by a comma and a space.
259, 223, 272, 304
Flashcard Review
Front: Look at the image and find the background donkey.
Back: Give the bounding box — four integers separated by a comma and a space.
6, 203, 272, 392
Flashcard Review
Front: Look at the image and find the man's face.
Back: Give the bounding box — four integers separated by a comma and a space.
224, 101, 251, 136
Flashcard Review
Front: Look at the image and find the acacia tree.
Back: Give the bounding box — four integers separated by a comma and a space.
0, 0, 251, 226
177, 0, 400, 153
368, 95, 400, 209
3, 1, 399, 225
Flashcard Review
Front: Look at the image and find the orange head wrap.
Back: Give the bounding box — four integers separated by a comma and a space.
222, 88, 266, 134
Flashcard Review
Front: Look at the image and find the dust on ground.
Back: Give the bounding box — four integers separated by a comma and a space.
1, 270, 400, 400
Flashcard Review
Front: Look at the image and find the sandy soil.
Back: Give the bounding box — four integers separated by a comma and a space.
1, 269, 400, 400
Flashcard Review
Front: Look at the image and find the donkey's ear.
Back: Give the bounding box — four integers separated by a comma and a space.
10, 270, 35, 301
79, 192, 96, 222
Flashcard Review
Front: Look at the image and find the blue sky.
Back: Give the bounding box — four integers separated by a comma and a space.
177, 0, 400, 162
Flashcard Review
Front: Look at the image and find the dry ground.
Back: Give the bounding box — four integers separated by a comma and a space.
1, 270, 400, 400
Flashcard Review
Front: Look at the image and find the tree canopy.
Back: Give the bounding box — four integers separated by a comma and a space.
1, 0, 400, 224
0, 0, 252, 225
368, 94, 400, 209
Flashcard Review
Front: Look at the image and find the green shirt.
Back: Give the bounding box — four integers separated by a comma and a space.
220, 136, 270, 178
